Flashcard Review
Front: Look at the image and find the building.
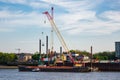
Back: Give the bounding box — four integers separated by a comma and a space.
17, 53, 32, 62
115, 42, 120, 58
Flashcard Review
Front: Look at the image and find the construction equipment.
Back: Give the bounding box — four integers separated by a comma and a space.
50, 7, 54, 53
43, 8, 75, 64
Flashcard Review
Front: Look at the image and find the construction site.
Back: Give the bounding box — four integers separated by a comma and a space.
18, 7, 120, 72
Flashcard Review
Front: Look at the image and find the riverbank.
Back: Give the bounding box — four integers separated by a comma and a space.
0, 65, 18, 69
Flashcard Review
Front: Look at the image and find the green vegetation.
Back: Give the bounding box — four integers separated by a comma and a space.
32, 52, 47, 60
70, 50, 90, 56
93, 51, 115, 60
70, 50, 116, 60
32, 52, 40, 60
0, 50, 116, 66
0, 52, 17, 64
32, 50, 116, 60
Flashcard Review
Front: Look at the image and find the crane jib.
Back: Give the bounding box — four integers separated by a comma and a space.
43, 11, 75, 64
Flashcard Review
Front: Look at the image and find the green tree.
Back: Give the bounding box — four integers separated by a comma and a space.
32, 52, 40, 60
70, 50, 90, 56
0, 52, 17, 64
93, 51, 115, 60
32, 51, 48, 60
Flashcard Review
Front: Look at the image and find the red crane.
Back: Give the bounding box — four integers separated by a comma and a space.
43, 8, 75, 64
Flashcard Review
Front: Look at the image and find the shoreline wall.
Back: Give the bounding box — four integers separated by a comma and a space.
0, 65, 18, 69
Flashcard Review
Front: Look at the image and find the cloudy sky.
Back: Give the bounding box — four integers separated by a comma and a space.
0, 0, 120, 53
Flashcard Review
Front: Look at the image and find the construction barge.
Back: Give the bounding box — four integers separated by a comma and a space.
85, 63, 120, 71
18, 7, 89, 72
18, 61, 90, 72
18, 65, 90, 72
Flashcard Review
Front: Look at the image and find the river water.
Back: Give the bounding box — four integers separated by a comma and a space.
0, 69, 120, 80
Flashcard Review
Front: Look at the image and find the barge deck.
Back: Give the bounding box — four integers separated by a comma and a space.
18, 65, 90, 72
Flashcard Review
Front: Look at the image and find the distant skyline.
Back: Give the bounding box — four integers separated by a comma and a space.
0, 0, 120, 53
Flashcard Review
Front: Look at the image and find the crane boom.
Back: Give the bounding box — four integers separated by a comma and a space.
43, 11, 69, 52
43, 11, 75, 63
51, 7, 54, 52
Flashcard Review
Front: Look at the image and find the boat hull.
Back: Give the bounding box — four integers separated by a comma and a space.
18, 66, 90, 72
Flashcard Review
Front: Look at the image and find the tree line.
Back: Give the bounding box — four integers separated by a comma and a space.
70, 50, 116, 60
32, 50, 116, 61
0, 50, 116, 65
0, 52, 17, 65
93, 51, 116, 60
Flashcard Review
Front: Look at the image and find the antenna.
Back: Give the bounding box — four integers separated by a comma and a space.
51, 7, 54, 53
42, 32, 45, 46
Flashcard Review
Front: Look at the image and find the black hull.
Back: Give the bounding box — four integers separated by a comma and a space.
18, 66, 90, 72
85, 63, 120, 71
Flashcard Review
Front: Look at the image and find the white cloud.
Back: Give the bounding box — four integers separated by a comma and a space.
0, 0, 102, 11
0, 0, 120, 36
99, 11, 120, 22
0, 0, 120, 53
0, 10, 50, 32
41, 0, 104, 12
0, 0, 27, 4
41, 0, 120, 36
29, 2, 49, 9
57, 10, 120, 35
0, 0, 50, 9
